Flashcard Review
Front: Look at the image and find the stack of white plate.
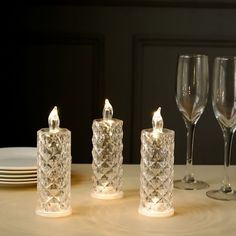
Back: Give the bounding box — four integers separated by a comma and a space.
0, 147, 37, 185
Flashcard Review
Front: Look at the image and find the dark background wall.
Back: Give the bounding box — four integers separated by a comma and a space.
4, 0, 236, 164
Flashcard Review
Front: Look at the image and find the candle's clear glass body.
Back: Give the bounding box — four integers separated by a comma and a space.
36, 128, 72, 217
91, 118, 123, 199
139, 128, 175, 217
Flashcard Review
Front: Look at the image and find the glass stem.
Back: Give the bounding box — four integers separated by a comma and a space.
221, 127, 234, 193
184, 121, 196, 183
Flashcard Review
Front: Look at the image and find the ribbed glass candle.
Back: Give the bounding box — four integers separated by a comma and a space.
139, 108, 175, 217
91, 99, 123, 199
36, 107, 72, 217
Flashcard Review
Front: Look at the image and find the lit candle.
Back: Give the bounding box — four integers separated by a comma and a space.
36, 106, 72, 217
91, 99, 123, 199
139, 107, 175, 217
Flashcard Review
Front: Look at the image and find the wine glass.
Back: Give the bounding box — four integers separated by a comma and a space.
175, 54, 209, 190
206, 56, 236, 200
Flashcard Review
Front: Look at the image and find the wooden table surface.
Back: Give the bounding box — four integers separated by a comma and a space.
0, 164, 236, 236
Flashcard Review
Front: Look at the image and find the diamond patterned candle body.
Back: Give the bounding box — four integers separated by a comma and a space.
36, 107, 72, 217
139, 108, 175, 217
91, 99, 123, 199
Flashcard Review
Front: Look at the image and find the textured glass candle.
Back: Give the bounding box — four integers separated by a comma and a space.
36, 106, 72, 217
91, 99, 123, 199
139, 108, 175, 217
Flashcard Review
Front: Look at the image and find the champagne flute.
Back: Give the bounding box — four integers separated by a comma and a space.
206, 56, 236, 200
175, 54, 209, 190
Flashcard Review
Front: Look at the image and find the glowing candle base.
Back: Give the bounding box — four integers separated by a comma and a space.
91, 190, 123, 200
139, 108, 175, 218
91, 99, 123, 200
36, 107, 72, 217
36, 208, 72, 218
138, 205, 174, 218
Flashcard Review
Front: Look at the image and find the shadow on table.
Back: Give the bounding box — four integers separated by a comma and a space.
0, 183, 37, 190
71, 170, 87, 186
123, 189, 139, 199
174, 200, 222, 216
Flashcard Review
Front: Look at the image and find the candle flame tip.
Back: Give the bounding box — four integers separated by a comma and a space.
48, 106, 60, 132
103, 99, 113, 120
152, 107, 163, 133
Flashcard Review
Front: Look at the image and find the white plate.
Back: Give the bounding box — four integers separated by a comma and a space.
0, 169, 37, 174
0, 173, 37, 178
0, 177, 37, 182
0, 180, 37, 185
0, 147, 37, 170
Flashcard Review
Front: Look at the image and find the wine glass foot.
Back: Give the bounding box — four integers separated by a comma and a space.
174, 179, 209, 190
206, 189, 236, 201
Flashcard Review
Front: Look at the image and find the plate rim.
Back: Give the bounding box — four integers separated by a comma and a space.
0, 169, 37, 174
0, 180, 37, 185
0, 173, 37, 178
0, 147, 37, 170
0, 177, 37, 182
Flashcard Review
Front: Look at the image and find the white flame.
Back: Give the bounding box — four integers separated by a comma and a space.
48, 106, 60, 132
103, 99, 113, 120
152, 107, 163, 138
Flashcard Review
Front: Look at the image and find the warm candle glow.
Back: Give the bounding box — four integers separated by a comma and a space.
103, 99, 113, 120
139, 107, 174, 217
37, 106, 71, 217
92, 98, 123, 199
48, 106, 60, 132
152, 107, 163, 138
